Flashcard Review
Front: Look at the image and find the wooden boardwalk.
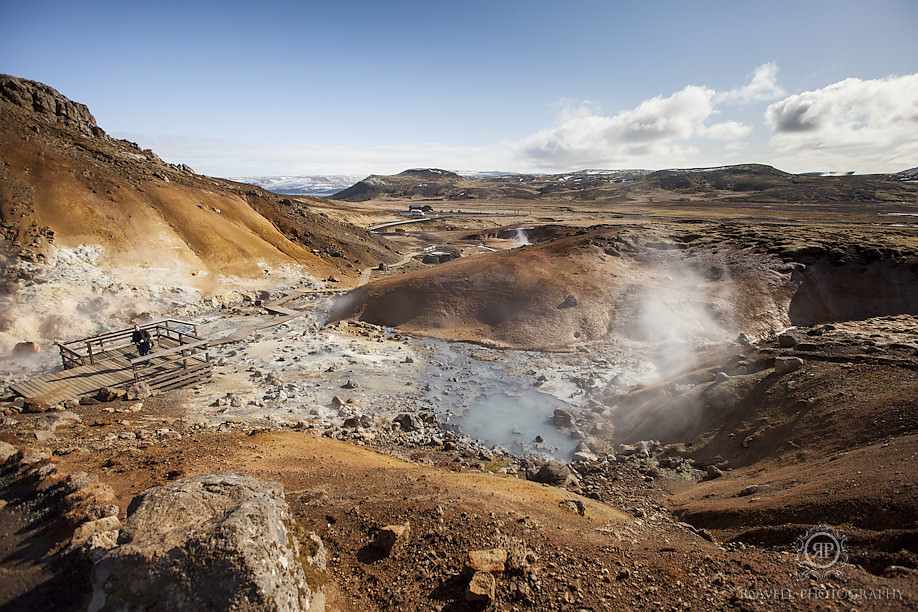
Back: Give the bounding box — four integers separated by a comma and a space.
10, 338, 187, 404
10, 320, 213, 404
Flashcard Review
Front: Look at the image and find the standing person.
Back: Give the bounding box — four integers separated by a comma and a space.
131, 324, 153, 366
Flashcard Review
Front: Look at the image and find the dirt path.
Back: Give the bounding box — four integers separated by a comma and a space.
357, 250, 420, 287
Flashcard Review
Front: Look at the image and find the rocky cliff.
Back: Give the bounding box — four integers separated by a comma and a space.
0, 75, 104, 138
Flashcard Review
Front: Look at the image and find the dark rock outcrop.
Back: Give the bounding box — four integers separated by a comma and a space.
1, 74, 105, 138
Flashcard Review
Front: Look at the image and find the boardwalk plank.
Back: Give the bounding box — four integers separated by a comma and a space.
11, 334, 207, 402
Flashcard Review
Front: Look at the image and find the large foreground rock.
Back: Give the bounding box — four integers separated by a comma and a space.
89, 472, 325, 612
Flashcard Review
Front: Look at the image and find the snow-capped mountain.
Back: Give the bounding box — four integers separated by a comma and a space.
230, 175, 364, 196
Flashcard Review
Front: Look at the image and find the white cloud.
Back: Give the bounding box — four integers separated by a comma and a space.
716, 62, 785, 103
766, 73, 918, 172
700, 121, 752, 140
518, 85, 717, 169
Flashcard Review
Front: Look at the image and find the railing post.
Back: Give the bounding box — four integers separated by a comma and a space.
87, 342, 94, 365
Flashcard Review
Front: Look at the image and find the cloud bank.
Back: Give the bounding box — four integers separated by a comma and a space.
515, 64, 786, 170
515, 65, 917, 173
766, 73, 918, 172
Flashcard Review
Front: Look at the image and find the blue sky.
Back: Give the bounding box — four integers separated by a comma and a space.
2, 0, 917, 176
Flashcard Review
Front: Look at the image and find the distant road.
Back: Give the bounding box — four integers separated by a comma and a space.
367, 210, 517, 232
367, 215, 452, 232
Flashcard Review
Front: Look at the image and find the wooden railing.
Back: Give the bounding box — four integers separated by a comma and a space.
56, 319, 198, 368
129, 337, 212, 392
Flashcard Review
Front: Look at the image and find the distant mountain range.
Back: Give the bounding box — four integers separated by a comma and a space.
327, 165, 918, 204
230, 175, 364, 197
234, 165, 918, 203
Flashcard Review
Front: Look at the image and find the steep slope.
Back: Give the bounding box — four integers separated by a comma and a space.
0, 74, 397, 350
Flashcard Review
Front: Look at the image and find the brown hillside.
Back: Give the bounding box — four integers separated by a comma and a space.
329, 226, 800, 349
0, 74, 397, 287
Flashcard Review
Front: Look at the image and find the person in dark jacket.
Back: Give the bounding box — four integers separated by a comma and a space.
131, 324, 153, 365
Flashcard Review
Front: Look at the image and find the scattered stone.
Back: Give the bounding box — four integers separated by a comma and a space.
80, 396, 101, 406
571, 450, 598, 463
706, 465, 725, 480
15, 447, 50, 468
89, 472, 324, 612
63, 482, 119, 526
66, 471, 99, 492
342, 416, 360, 429
774, 356, 804, 375
342, 379, 359, 389
331, 396, 346, 408
715, 371, 730, 381
125, 381, 153, 400
736, 332, 755, 345
778, 332, 799, 348
465, 570, 496, 602
68, 515, 122, 561
394, 413, 421, 432
529, 461, 570, 485
0, 441, 17, 463
33, 429, 55, 442
95, 387, 126, 402
466, 548, 507, 573
552, 409, 573, 428
36, 410, 82, 431
374, 520, 410, 556
559, 499, 587, 516
22, 400, 52, 413
558, 295, 578, 309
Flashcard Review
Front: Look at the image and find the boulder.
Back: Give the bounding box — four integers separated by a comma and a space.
777, 332, 799, 348
125, 382, 153, 400
89, 472, 325, 612
552, 409, 573, 428
394, 413, 421, 432
95, 387, 126, 402
22, 399, 52, 413
529, 461, 570, 485
774, 356, 804, 375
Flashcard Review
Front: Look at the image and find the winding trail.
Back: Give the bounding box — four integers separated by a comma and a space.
357, 250, 419, 287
